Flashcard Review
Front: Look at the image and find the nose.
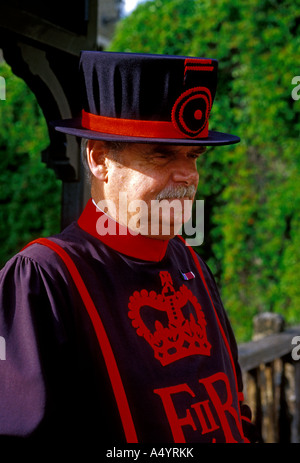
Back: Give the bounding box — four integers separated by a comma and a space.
170, 157, 199, 185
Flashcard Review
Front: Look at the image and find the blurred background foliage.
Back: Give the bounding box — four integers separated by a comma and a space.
109, 0, 300, 340
0, 61, 61, 267
0, 0, 300, 341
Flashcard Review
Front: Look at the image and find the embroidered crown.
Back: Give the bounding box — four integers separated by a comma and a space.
128, 271, 211, 366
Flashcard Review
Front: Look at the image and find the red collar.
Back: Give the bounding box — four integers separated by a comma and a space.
77, 199, 169, 262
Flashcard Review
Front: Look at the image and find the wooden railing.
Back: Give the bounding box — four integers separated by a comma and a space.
238, 314, 300, 443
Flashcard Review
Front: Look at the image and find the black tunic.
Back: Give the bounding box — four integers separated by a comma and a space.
0, 199, 254, 445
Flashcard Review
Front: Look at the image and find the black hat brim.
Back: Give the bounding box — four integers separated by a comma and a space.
51, 118, 240, 146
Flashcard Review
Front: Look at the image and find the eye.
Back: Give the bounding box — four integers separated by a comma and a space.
187, 152, 201, 161
188, 148, 206, 159
152, 152, 172, 161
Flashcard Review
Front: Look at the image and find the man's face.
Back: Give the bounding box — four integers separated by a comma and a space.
93, 142, 205, 239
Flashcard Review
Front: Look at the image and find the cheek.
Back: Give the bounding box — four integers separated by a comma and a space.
128, 175, 161, 201
190, 166, 199, 184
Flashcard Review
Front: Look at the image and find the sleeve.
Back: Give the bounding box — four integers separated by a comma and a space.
0, 253, 72, 439
199, 257, 260, 442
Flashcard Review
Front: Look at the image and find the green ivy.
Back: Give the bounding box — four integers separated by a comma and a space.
0, 62, 61, 267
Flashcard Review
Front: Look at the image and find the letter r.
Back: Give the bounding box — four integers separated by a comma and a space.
199, 372, 244, 442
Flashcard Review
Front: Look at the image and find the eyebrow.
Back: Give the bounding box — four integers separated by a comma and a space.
153, 146, 175, 156
150, 145, 207, 156
140, 146, 175, 159
189, 147, 207, 155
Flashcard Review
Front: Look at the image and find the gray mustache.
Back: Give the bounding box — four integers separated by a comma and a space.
156, 185, 196, 201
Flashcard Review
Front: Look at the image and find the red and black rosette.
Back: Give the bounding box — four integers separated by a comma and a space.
171, 86, 212, 138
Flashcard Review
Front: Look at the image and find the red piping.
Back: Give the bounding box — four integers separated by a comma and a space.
22, 238, 138, 443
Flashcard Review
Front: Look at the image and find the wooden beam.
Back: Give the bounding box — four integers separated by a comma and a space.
238, 325, 300, 371
0, 4, 110, 55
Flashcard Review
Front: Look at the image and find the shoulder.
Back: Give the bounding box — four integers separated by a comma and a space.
0, 225, 90, 327
0, 222, 82, 283
0, 248, 66, 302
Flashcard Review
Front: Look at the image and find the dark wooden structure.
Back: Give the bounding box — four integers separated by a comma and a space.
0, 0, 122, 228
238, 314, 300, 443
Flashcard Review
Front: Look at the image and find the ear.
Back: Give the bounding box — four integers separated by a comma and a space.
86, 140, 108, 182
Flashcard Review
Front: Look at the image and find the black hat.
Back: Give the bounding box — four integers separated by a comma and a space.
53, 51, 240, 146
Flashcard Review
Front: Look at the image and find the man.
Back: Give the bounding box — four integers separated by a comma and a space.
0, 51, 256, 445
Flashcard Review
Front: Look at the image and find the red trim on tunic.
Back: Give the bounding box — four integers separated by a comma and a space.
22, 237, 139, 444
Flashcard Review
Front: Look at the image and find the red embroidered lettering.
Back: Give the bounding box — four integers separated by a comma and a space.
191, 399, 219, 435
154, 372, 244, 443
199, 372, 243, 443
153, 384, 197, 442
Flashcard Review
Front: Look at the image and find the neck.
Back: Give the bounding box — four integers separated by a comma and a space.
78, 199, 170, 262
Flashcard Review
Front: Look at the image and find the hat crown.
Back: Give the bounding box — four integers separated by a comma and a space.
80, 51, 218, 127
52, 50, 240, 145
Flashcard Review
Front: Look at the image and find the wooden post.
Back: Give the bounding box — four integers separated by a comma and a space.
253, 312, 285, 341
291, 360, 300, 443
252, 313, 285, 442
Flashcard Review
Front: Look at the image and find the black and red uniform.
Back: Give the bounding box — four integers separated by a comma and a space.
0, 199, 254, 444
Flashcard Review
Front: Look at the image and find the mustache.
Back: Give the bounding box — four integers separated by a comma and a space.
156, 184, 196, 201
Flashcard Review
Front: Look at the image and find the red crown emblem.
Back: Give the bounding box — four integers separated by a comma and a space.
128, 271, 211, 366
